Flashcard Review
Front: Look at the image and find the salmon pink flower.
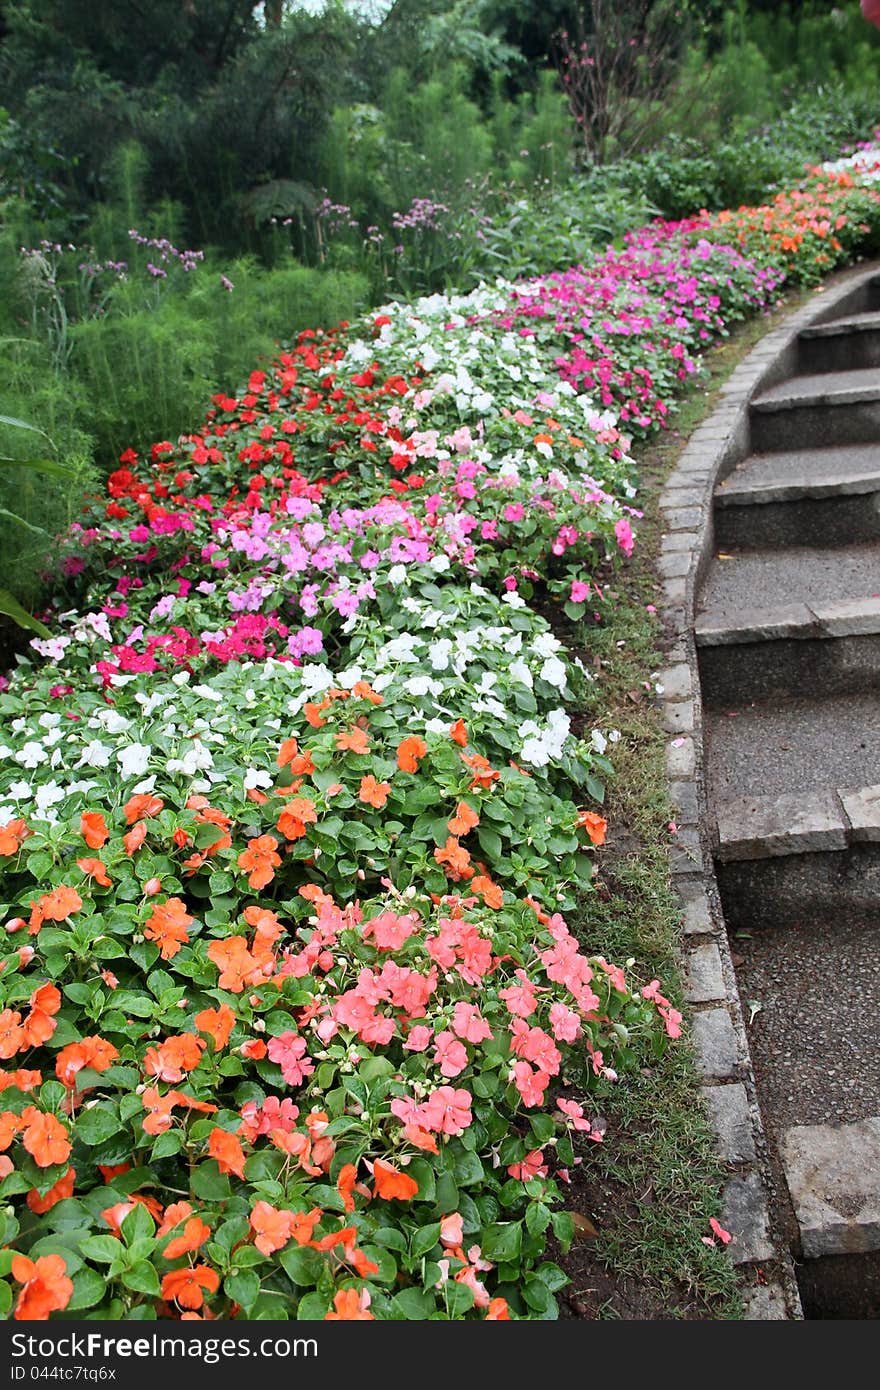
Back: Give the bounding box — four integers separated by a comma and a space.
433, 1030, 468, 1078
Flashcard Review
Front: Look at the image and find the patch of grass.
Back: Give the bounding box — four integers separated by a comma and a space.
552, 292, 808, 1319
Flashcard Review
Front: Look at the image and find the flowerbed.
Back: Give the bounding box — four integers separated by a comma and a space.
2, 154, 880, 1322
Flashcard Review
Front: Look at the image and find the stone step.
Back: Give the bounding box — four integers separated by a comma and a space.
798, 310, 880, 374
696, 546, 880, 704
706, 696, 880, 929
714, 444, 880, 547
750, 367, 880, 451
705, 694, 880, 807
713, 784, 880, 863
782, 1118, 880, 1258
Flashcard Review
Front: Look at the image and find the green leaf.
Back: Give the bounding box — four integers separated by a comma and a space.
80, 1236, 123, 1264
477, 826, 503, 861
190, 1162, 231, 1201
224, 1268, 261, 1310
453, 1150, 485, 1186
121, 1201, 155, 1245
73, 1104, 122, 1146
525, 1202, 552, 1237
122, 1263, 161, 1296
0, 589, 50, 637
278, 1244, 323, 1287
480, 1221, 522, 1262
67, 1267, 106, 1311
391, 1287, 435, 1319
410, 1222, 441, 1259
0, 1280, 11, 1318
444, 1280, 475, 1317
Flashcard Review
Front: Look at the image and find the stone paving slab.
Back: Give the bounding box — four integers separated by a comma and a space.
781, 1118, 880, 1257
714, 789, 848, 862
839, 784, 880, 842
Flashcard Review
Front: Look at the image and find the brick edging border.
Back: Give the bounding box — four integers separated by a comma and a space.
652, 259, 880, 1322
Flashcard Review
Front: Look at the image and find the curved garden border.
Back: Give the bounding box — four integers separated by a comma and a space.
653, 258, 880, 1322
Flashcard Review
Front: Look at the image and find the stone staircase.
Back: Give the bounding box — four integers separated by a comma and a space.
696, 271, 880, 1315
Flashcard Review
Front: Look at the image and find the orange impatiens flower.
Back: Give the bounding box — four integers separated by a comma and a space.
397, 735, 427, 772
237, 833, 282, 890
156, 1201, 193, 1238
11, 1252, 73, 1321
352, 679, 382, 705
0, 1010, 24, 1060
471, 874, 504, 910
0, 818, 31, 856
164, 1216, 211, 1260
80, 811, 109, 849
144, 1033, 206, 1084
449, 719, 468, 747
485, 1297, 511, 1319
194, 1005, 235, 1051
304, 699, 330, 728
26, 1165, 76, 1214
358, 774, 390, 809
336, 727, 370, 755
208, 1126, 246, 1178
21, 1106, 71, 1168
0, 1110, 24, 1149
447, 800, 479, 836
141, 1087, 178, 1136
277, 738, 317, 778
20, 983, 62, 1049
123, 793, 164, 825
372, 1158, 419, 1201
143, 897, 193, 960
277, 795, 318, 842
0, 1068, 40, 1095
248, 1195, 300, 1262
28, 884, 82, 936
576, 810, 608, 847
325, 1287, 374, 1320
55, 1035, 119, 1089
161, 1265, 219, 1311
461, 750, 500, 791
123, 821, 147, 856
207, 936, 260, 993
434, 837, 473, 882
77, 857, 112, 887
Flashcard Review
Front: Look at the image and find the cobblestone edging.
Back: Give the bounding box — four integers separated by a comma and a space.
652, 260, 880, 1321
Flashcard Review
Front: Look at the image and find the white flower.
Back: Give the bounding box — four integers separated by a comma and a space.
193, 684, 223, 702
404, 675, 440, 698
591, 729, 608, 755
16, 742, 48, 769
8, 781, 31, 800
131, 775, 157, 795
501, 592, 526, 610
117, 743, 152, 779
35, 781, 65, 814
430, 639, 452, 672
167, 740, 214, 777
424, 718, 449, 735
429, 554, 451, 574
171, 671, 191, 686
336, 666, 363, 689
37, 713, 61, 730
387, 564, 407, 587
95, 709, 131, 735
540, 656, 568, 691
532, 632, 561, 658
244, 768, 272, 791
509, 659, 533, 689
